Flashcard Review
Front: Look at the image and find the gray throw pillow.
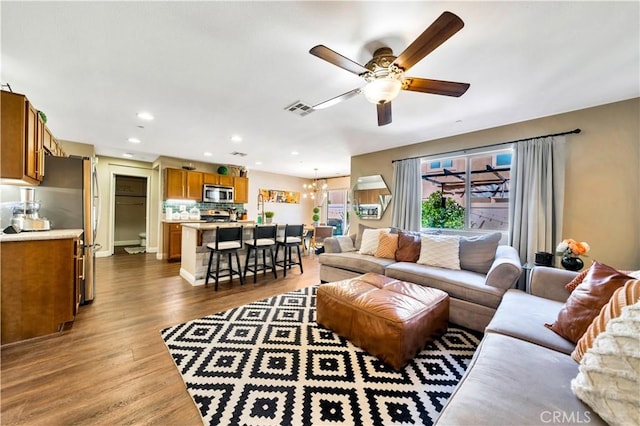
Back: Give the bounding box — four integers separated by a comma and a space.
459, 232, 502, 274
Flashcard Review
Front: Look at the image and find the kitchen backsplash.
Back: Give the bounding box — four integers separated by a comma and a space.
162, 201, 245, 213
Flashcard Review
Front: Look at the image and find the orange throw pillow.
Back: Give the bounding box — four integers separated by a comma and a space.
375, 232, 398, 259
545, 261, 632, 343
571, 279, 639, 363
565, 268, 591, 293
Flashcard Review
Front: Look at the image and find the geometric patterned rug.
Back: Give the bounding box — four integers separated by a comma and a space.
161, 285, 482, 426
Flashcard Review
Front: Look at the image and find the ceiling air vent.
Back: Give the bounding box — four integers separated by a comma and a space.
284, 100, 314, 117
230, 151, 247, 157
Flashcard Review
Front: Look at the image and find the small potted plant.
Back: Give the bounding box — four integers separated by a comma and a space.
312, 207, 320, 225
264, 211, 275, 224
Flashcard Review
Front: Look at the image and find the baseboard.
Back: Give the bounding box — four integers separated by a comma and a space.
95, 251, 111, 258
114, 240, 140, 247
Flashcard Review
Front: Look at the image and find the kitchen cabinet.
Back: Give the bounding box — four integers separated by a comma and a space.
233, 176, 249, 203
163, 222, 183, 261
42, 125, 66, 157
203, 172, 234, 186
1, 91, 45, 184
1, 237, 78, 345
165, 168, 202, 201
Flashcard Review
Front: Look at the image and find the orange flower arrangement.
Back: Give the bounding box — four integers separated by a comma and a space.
556, 238, 590, 258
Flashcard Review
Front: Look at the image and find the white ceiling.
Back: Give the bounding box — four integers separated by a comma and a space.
2, 1, 638, 179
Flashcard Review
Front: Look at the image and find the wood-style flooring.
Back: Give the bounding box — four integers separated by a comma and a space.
1, 251, 320, 425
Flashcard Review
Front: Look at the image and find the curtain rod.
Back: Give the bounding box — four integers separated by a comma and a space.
392, 128, 581, 163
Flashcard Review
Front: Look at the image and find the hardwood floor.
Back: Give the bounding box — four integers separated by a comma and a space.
1, 252, 320, 425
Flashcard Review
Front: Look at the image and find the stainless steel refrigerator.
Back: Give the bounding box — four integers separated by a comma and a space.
39, 156, 100, 303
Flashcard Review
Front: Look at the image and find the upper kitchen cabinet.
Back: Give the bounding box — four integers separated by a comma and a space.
1, 91, 44, 185
203, 172, 234, 186
165, 168, 203, 201
233, 176, 249, 203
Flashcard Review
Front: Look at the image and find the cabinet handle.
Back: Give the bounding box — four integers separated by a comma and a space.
79, 255, 85, 280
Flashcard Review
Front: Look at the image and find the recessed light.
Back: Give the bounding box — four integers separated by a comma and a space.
231, 135, 242, 142
204, 152, 212, 157
255, 161, 263, 165
123, 153, 133, 158
137, 112, 154, 121
291, 151, 299, 156
128, 137, 141, 144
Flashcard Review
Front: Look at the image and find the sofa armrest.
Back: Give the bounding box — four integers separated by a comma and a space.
484, 245, 523, 290
529, 266, 577, 302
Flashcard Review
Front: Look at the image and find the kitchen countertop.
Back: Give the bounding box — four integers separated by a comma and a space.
0, 228, 84, 242
181, 220, 257, 230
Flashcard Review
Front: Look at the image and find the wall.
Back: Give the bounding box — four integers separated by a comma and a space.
58, 139, 95, 158
351, 98, 640, 270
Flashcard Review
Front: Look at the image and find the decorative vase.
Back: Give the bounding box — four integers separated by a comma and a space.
265, 217, 272, 224
561, 255, 584, 271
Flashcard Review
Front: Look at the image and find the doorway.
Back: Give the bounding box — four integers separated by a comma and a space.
113, 175, 148, 255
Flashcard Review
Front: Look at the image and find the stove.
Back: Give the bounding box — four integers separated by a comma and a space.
200, 210, 231, 223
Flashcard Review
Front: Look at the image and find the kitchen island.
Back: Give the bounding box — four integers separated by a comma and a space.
179, 221, 276, 285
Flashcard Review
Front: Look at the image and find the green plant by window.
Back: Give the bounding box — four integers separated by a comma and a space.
264, 211, 275, 218
421, 192, 464, 229
313, 207, 320, 214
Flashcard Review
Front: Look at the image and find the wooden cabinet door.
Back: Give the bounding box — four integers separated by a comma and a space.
25, 102, 40, 181
233, 176, 249, 203
218, 175, 234, 186
203, 173, 219, 185
186, 171, 203, 201
165, 168, 185, 199
164, 223, 182, 261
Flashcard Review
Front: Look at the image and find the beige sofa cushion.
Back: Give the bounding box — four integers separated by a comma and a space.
435, 333, 605, 426
459, 232, 501, 274
486, 289, 576, 355
319, 252, 396, 276
385, 262, 505, 309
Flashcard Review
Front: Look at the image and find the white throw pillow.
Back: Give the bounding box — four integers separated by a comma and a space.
359, 229, 384, 255
417, 234, 461, 270
571, 301, 640, 426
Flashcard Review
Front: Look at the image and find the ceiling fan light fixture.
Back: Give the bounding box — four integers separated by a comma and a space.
363, 78, 402, 104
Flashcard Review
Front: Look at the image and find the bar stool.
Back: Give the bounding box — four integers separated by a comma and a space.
275, 224, 304, 277
244, 224, 278, 283
205, 226, 244, 291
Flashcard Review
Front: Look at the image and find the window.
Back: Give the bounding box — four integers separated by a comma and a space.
324, 189, 348, 235
421, 148, 512, 231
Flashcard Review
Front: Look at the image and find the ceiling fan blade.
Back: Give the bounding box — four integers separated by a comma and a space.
393, 11, 464, 71
402, 77, 470, 97
312, 88, 362, 110
377, 102, 392, 126
309, 45, 369, 76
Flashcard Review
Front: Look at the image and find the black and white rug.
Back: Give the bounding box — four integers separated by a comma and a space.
161, 285, 482, 426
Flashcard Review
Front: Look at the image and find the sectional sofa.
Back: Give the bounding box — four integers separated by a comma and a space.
319, 228, 522, 332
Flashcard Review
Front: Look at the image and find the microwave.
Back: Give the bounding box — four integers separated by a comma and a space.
203, 184, 234, 203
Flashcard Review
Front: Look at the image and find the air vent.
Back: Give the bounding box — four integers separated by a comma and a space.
284, 100, 314, 117
230, 151, 247, 157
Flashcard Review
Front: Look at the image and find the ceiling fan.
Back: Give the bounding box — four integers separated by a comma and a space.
309, 11, 470, 126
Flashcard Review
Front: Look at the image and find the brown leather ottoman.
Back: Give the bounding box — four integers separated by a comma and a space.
316, 272, 449, 370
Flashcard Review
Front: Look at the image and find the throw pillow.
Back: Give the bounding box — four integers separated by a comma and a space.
545, 261, 633, 343
572, 279, 639, 363
417, 234, 461, 270
571, 301, 640, 426
335, 236, 356, 252
355, 223, 375, 251
375, 232, 398, 259
458, 232, 501, 274
395, 230, 421, 262
565, 267, 591, 293
359, 229, 384, 255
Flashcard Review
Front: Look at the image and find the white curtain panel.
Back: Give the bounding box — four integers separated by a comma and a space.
509, 136, 566, 275
391, 157, 422, 232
